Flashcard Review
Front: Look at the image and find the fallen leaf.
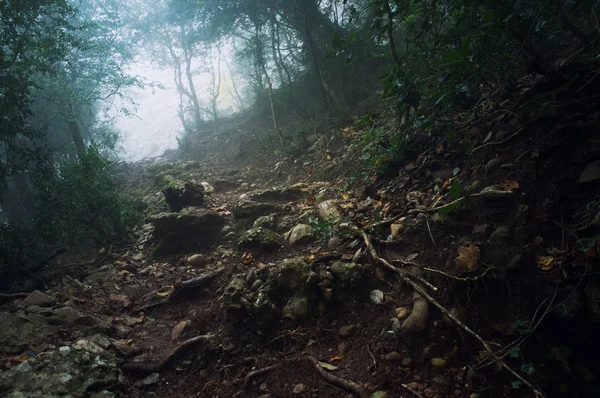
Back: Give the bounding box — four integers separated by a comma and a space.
455, 244, 481, 271
340, 202, 355, 209
330, 355, 342, 362
305, 194, 315, 206
305, 254, 316, 260
534, 236, 544, 245
406, 253, 419, 261
318, 361, 338, 371
536, 255, 555, 271
340, 191, 350, 200
241, 251, 254, 265
391, 221, 405, 238
516, 204, 529, 217
499, 179, 519, 191
156, 291, 171, 297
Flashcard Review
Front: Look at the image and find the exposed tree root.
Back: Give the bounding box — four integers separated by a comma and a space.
243, 363, 282, 391
121, 334, 213, 375
423, 265, 496, 282
133, 267, 225, 312
343, 223, 547, 398
306, 356, 368, 398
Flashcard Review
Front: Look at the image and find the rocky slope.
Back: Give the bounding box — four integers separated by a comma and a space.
2, 63, 600, 398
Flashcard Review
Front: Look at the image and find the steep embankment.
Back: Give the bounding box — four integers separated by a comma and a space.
2, 63, 600, 398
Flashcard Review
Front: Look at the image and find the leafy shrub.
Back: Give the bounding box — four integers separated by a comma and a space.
0, 147, 139, 291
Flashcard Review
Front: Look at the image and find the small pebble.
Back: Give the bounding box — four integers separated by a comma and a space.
431, 358, 447, 368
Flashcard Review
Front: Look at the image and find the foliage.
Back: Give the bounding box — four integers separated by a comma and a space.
36, 147, 139, 243
308, 215, 338, 241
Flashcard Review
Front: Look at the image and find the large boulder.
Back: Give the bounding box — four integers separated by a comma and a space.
149, 208, 225, 256
0, 312, 59, 354
238, 228, 282, 252
232, 201, 282, 220
317, 200, 342, 224
161, 180, 205, 212
23, 290, 56, 307
0, 339, 119, 397
244, 186, 304, 203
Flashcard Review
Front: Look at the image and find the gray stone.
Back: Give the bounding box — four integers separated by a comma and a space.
245, 186, 304, 203
490, 225, 510, 241
238, 228, 282, 252
317, 200, 342, 224
142, 373, 160, 386
432, 169, 454, 182
486, 157, 504, 172
186, 254, 208, 268
283, 297, 312, 321
285, 224, 316, 245
466, 180, 484, 194
25, 305, 54, 316
224, 277, 246, 299
0, 340, 118, 397
0, 312, 58, 354
330, 262, 367, 285
23, 290, 56, 307
339, 324, 357, 338
253, 214, 277, 229
162, 180, 205, 212
233, 201, 281, 219
149, 208, 225, 256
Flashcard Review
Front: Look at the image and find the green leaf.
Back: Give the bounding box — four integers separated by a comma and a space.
348, 31, 358, 44
521, 363, 536, 375
508, 346, 521, 359
483, 11, 495, 22
438, 201, 459, 216
449, 180, 462, 200
444, 51, 464, 62
468, 29, 484, 36
511, 380, 523, 389
319, 361, 338, 371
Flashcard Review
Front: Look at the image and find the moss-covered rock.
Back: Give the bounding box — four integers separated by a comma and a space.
238, 228, 282, 252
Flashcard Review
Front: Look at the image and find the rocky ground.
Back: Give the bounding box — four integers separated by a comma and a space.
2, 63, 600, 398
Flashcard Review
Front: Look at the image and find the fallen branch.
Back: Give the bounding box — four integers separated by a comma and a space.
243, 364, 282, 391
472, 128, 525, 153
0, 292, 29, 301
341, 224, 436, 292
343, 224, 547, 398
306, 356, 367, 398
121, 334, 213, 375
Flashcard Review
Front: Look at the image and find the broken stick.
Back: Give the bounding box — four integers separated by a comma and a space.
307, 356, 367, 398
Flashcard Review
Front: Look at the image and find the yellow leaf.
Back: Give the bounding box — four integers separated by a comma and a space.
156, 291, 171, 297
241, 251, 254, 265
536, 255, 555, 271
455, 244, 481, 271
499, 179, 519, 191
340, 191, 350, 200
390, 222, 405, 238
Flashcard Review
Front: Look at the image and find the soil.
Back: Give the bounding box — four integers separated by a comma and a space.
5, 62, 600, 398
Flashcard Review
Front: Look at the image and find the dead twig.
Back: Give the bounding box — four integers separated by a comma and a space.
408, 190, 513, 214
344, 224, 547, 398
367, 342, 377, 372
121, 334, 213, 375
306, 356, 368, 398
243, 364, 282, 391
472, 128, 525, 153
401, 383, 424, 397
423, 266, 496, 282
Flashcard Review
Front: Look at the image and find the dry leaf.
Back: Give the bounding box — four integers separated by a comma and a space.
516, 204, 529, 217
156, 290, 171, 297
241, 251, 254, 265
330, 355, 342, 362
499, 179, 519, 191
340, 191, 350, 200
536, 255, 555, 271
534, 236, 544, 245
391, 221, 405, 238
455, 244, 481, 271
406, 253, 419, 261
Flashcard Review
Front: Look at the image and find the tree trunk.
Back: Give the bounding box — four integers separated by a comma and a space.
225, 60, 245, 109
68, 110, 85, 157
302, 4, 330, 106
